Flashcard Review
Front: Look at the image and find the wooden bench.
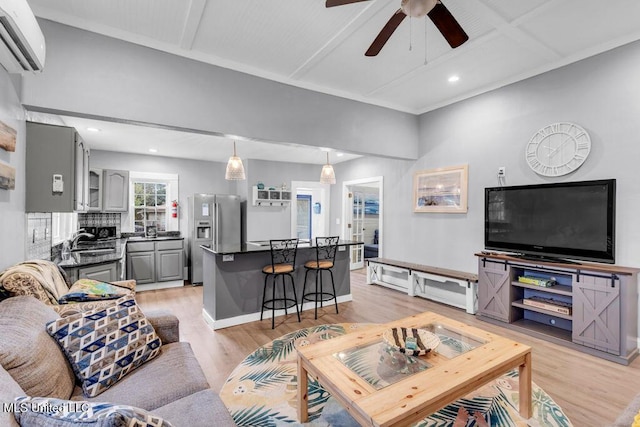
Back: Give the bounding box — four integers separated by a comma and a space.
366, 258, 478, 314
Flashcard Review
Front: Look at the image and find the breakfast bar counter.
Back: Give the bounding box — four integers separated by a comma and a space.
201, 240, 362, 329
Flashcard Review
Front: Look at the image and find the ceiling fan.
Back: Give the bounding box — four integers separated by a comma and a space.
326, 0, 468, 56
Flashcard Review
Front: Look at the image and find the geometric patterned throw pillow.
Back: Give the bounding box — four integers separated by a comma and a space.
13, 396, 174, 426
46, 296, 162, 398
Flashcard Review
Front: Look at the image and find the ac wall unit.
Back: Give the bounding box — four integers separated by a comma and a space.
0, 0, 45, 73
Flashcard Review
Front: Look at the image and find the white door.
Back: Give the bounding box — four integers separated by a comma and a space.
348, 191, 365, 269
343, 177, 383, 271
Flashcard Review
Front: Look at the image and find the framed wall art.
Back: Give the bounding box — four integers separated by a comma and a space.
0, 120, 16, 152
0, 161, 16, 190
413, 164, 468, 213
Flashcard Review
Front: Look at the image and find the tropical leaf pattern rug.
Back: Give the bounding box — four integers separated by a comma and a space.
220, 324, 572, 427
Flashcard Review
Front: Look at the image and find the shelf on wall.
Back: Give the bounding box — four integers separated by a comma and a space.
252, 186, 291, 206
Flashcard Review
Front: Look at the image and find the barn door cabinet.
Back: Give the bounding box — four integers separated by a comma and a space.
476, 253, 639, 365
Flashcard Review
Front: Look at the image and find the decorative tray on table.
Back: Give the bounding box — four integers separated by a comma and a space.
382, 327, 440, 357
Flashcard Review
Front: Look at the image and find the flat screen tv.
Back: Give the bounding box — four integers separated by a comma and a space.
484, 179, 616, 264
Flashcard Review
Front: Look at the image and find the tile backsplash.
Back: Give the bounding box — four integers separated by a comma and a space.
78, 213, 122, 236
26, 213, 52, 260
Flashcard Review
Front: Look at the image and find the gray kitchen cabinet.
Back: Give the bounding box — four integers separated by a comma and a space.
79, 263, 118, 283
62, 261, 119, 283
26, 122, 89, 213
103, 169, 129, 212
155, 239, 184, 282
127, 239, 184, 284
126, 241, 156, 284
477, 258, 511, 322
127, 251, 156, 284
88, 168, 103, 211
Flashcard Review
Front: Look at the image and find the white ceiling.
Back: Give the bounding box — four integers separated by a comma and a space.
25, 112, 361, 165
25, 0, 640, 161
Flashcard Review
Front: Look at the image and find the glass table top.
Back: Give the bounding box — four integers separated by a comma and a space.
333, 322, 488, 390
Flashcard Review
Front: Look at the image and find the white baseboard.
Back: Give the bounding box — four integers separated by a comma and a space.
202, 294, 353, 330
136, 280, 184, 292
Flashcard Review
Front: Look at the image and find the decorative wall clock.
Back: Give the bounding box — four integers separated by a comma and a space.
525, 122, 591, 177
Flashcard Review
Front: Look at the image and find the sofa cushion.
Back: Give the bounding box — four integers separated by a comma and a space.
0, 368, 22, 427
46, 296, 162, 398
13, 396, 174, 427
0, 296, 75, 400
71, 342, 210, 411
153, 389, 236, 427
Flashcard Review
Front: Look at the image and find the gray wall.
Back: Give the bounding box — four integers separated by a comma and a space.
243, 159, 330, 242
332, 39, 640, 272
21, 19, 419, 160
90, 150, 231, 236
0, 70, 26, 269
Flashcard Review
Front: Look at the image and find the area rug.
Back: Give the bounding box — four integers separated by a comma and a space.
220, 324, 572, 427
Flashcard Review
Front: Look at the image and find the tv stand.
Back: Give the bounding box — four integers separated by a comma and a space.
514, 253, 581, 265
475, 252, 639, 365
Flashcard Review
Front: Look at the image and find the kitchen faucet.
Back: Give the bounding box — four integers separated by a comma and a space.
70, 229, 95, 249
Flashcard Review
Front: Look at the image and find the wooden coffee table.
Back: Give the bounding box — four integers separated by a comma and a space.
297, 312, 532, 426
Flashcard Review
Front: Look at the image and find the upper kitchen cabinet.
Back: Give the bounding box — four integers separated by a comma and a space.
26, 122, 89, 213
103, 169, 129, 212
87, 168, 103, 211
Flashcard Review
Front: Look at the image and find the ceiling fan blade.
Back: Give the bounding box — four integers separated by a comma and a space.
365, 9, 407, 57
326, 0, 370, 7
428, 2, 468, 48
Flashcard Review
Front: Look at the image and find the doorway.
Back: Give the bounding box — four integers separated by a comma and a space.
296, 194, 312, 240
342, 177, 383, 270
290, 181, 330, 242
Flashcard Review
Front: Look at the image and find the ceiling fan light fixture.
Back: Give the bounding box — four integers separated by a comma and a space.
319, 152, 336, 185
401, 0, 437, 18
225, 141, 246, 180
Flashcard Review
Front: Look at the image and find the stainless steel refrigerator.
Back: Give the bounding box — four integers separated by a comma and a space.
188, 194, 242, 284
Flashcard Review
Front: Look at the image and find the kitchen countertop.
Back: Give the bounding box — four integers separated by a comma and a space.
126, 236, 184, 242
201, 239, 364, 255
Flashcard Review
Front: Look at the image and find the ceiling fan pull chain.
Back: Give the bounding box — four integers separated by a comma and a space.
424, 14, 428, 65
409, 0, 413, 51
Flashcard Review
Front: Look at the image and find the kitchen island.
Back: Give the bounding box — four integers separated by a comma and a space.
201, 240, 362, 329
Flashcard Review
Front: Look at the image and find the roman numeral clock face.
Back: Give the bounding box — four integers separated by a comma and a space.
525, 122, 591, 177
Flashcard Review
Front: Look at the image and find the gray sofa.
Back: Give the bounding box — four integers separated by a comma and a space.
0, 296, 235, 427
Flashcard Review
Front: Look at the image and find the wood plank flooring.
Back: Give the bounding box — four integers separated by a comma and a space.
136, 269, 640, 427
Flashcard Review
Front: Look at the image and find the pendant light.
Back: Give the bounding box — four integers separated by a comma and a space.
319, 152, 336, 185
225, 141, 246, 180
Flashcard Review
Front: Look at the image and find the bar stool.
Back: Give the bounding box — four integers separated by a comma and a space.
261, 238, 300, 329
300, 236, 340, 320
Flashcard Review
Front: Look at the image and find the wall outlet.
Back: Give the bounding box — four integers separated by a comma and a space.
498, 167, 506, 177
222, 254, 234, 262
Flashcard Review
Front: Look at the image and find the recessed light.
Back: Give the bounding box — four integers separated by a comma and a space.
86, 127, 101, 132
336, 152, 344, 157
448, 75, 460, 83
148, 148, 158, 153
319, 147, 332, 152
